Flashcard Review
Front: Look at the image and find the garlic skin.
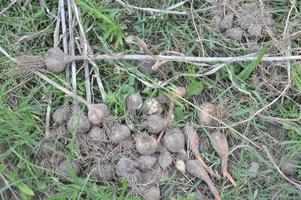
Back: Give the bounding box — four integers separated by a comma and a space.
176, 160, 186, 173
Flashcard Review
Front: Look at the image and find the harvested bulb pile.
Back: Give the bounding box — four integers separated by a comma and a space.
41, 89, 236, 200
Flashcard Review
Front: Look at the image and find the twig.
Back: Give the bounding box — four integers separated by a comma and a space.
59, 0, 70, 83
72, 0, 107, 102
67, 0, 77, 95
263, 145, 301, 191
53, 4, 61, 47
89, 54, 301, 63
71, 0, 92, 104
45, 95, 52, 139
35, 71, 89, 106
115, 0, 188, 15
0, 46, 16, 63
165, 0, 189, 11
0, 0, 17, 16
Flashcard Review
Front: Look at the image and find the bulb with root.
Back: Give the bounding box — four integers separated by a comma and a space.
108, 124, 131, 143
210, 131, 236, 186
186, 160, 221, 200
67, 106, 91, 134
52, 102, 71, 125
139, 114, 166, 134
87, 103, 110, 125
142, 98, 163, 115
162, 129, 185, 154
90, 163, 115, 181
183, 123, 215, 177
134, 133, 158, 155
126, 91, 143, 112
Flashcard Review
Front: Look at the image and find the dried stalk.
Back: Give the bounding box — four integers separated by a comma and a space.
115, 0, 188, 15
72, 0, 107, 102
67, 0, 77, 95
71, 0, 91, 103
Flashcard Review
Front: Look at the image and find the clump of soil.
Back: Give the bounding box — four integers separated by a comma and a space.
197, 102, 221, 126
211, 1, 273, 51
52, 102, 71, 125
142, 186, 160, 200
90, 163, 115, 181
56, 159, 81, 178
280, 158, 298, 176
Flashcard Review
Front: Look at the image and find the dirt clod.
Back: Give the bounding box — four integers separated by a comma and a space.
280, 159, 298, 176
45, 47, 69, 72
248, 162, 260, 173
90, 163, 115, 181
56, 159, 81, 177
220, 13, 234, 30
52, 103, 71, 125
163, 129, 185, 153
138, 60, 157, 75
225, 27, 243, 41
197, 102, 221, 126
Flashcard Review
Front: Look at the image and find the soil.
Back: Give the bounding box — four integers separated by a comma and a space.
211, 1, 273, 51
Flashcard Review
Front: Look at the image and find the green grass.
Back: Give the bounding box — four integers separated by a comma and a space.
1, 0, 301, 199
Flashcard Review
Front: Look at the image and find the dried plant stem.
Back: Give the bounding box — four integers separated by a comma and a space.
59, 0, 70, 83
115, 0, 188, 15
71, 0, 91, 104
67, 0, 77, 95
72, 0, 107, 102
88, 53, 301, 63
0, 0, 17, 16
35, 71, 88, 106
45, 95, 52, 139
